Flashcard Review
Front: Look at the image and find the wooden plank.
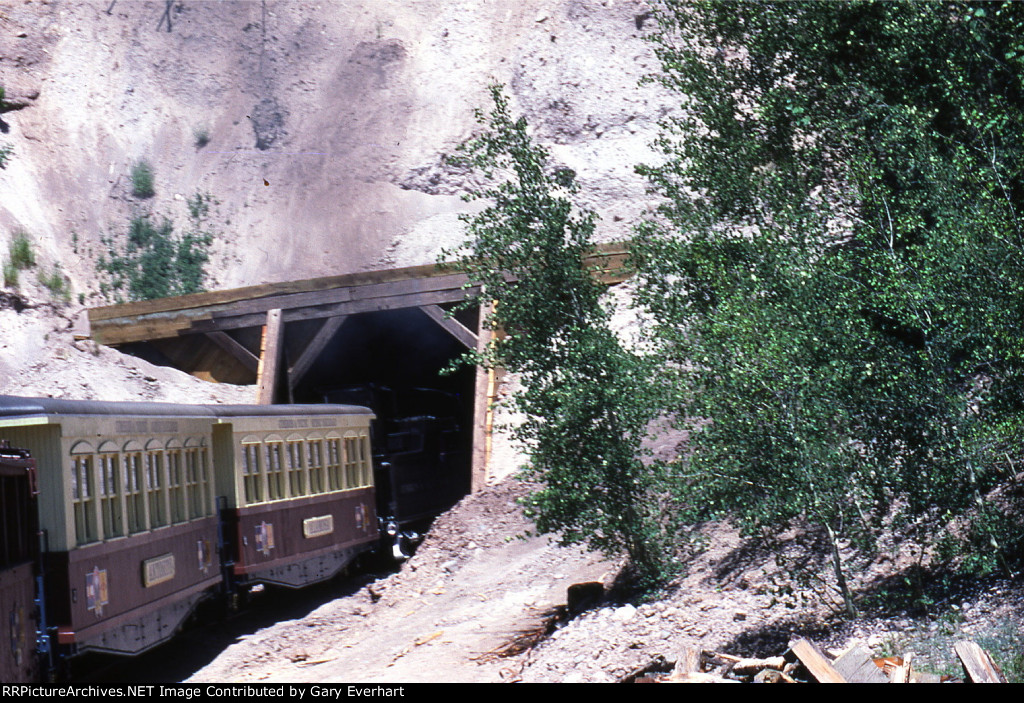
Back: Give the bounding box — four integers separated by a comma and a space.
195, 272, 471, 321
184, 338, 256, 384
91, 312, 214, 345
471, 303, 492, 493
189, 287, 479, 333
732, 655, 787, 677
888, 653, 912, 683
90, 243, 630, 324
419, 305, 478, 350
87, 261, 453, 322
94, 282, 477, 345
205, 331, 260, 374
89, 243, 634, 345
288, 315, 348, 388
955, 641, 1006, 683
832, 645, 888, 684
256, 309, 283, 405
789, 638, 847, 683
349, 272, 472, 302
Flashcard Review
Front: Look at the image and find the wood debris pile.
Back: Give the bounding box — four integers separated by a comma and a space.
633, 638, 1010, 683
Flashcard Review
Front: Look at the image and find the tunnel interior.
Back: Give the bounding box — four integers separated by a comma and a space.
290, 307, 476, 403
289, 305, 479, 527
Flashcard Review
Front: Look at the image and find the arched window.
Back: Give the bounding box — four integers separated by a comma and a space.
325, 432, 343, 491
122, 440, 146, 534
97, 441, 123, 539
166, 438, 186, 524
306, 433, 326, 495
184, 437, 210, 519
263, 435, 285, 501
240, 436, 264, 505
70, 441, 98, 545
144, 439, 168, 528
285, 434, 306, 498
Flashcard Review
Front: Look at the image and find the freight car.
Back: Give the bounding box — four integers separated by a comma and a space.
0, 395, 378, 680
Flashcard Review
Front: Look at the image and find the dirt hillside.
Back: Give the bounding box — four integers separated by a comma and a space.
1, 0, 672, 302
181, 477, 1024, 684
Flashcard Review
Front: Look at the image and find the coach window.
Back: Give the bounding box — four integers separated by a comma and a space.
286, 436, 306, 498
145, 439, 168, 528
343, 435, 367, 489
264, 437, 286, 501
166, 439, 186, 524
241, 438, 264, 505
97, 441, 124, 539
122, 441, 147, 534
306, 434, 325, 495
70, 442, 99, 545
326, 434, 343, 492
184, 437, 209, 519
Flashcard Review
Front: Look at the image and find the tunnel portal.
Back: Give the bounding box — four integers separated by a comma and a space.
85, 245, 630, 500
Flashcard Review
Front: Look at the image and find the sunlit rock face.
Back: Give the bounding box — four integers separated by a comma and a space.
0, 0, 675, 296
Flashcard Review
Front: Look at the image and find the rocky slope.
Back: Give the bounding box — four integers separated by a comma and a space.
180, 477, 1024, 684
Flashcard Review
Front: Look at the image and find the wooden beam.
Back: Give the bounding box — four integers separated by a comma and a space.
88, 242, 633, 346
419, 305, 478, 349
288, 315, 348, 388
256, 309, 284, 405
470, 303, 493, 493
831, 645, 888, 684
185, 271, 471, 321
189, 287, 478, 334
955, 641, 1007, 683
204, 331, 260, 374
88, 261, 463, 322
88, 244, 629, 325
788, 638, 846, 683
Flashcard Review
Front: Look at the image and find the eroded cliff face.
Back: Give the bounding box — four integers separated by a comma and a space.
0, 0, 674, 300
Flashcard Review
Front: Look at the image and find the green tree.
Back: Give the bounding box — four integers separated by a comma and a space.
449, 87, 675, 586
636, 0, 1024, 610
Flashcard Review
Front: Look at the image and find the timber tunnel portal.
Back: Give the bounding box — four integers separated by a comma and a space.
83, 246, 630, 503
86, 262, 493, 510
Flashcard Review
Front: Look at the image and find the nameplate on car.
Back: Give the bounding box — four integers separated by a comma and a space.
303, 515, 334, 538
142, 553, 176, 587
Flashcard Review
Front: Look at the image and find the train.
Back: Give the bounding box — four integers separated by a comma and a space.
0, 394, 430, 682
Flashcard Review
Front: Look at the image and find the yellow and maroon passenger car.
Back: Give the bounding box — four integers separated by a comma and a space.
0, 395, 377, 666
210, 404, 378, 588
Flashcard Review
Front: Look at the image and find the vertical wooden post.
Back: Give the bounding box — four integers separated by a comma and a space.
470, 303, 495, 492
256, 309, 284, 405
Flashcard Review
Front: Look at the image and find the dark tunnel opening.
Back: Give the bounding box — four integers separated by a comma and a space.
290, 306, 479, 534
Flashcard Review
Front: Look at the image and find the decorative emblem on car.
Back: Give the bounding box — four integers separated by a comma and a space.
86, 566, 109, 617
255, 521, 276, 557
198, 538, 213, 574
